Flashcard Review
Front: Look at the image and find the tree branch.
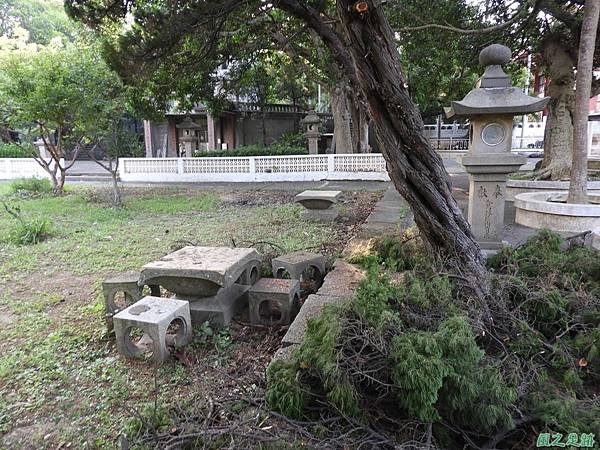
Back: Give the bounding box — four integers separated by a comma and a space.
397, 0, 538, 35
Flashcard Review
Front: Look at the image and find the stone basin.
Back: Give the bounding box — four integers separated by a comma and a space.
139, 246, 261, 298
294, 190, 342, 210
514, 191, 600, 232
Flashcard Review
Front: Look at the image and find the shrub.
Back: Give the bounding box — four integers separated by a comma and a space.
8, 178, 53, 197
193, 133, 308, 157
0, 143, 29, 158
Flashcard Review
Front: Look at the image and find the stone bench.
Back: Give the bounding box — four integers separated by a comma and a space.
294, 190, 342, 222
113, 296, 192, 363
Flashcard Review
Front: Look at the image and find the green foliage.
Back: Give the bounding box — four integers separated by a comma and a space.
0, 41, 132, 195
8, 177, 52, 196
194, 133, 308, 158
488, 230, 600, 294
0, 142, 28, 158
267, 230, 600, 446
0, 0, 76, 46
266, 359, 308, 419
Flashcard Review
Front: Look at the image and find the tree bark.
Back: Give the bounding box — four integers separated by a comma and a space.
536, 38, 576, 180
568, 0, 600, 204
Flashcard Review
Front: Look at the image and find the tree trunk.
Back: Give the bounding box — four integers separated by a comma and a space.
568, 0, 600, 204
536, 38, 576, 180
54, 168, 66, 196
331, 84, 356, 153
111, 170, 122, 208
335, 1, 487, 284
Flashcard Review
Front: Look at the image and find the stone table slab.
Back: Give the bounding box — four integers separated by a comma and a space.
140, 246, 261, 297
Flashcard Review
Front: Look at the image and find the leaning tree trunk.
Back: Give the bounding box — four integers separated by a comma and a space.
568, 0, 600, 204
278, 0, 488, 286
335, 1, 487, 283
331, 84, 356, 153
536, 38, 576, 180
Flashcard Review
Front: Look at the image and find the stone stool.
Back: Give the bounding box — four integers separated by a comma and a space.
272, 251, 326, 283
249, 278, 300, 326
102, 272, 161, 331
294, 190, 342, 222
113, 296, 192, 363
236, 260, 262, 286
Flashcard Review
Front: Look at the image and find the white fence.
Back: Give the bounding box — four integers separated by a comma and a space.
119, 154, 391, 182
0, 158, 58, 180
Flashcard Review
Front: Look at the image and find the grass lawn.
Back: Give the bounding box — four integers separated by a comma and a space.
0, 183, 379, 449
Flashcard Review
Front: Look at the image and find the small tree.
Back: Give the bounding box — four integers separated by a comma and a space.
0, 43, 125, 195
87, 126, 142, 208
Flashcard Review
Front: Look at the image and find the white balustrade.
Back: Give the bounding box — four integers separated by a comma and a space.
119, 154, 391, 182
0, 158, 60, 180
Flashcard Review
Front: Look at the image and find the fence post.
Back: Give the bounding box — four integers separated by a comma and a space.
177, 158, 184, 175
249, 157, 256, 181
328, 154, 335, 175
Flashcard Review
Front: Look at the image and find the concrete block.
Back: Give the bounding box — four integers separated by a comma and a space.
248, 278, 300, 326
270, 344, 300, 365
592, 229, 600, 251
272, 251, 326, 282
113, 296, 192, 363
300, 208, 339, 222
102, 271, 160, 332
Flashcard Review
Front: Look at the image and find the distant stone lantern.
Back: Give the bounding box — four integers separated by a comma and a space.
445, 44, 549, 250
176, 116, 202, 156
301, 110, 321, 155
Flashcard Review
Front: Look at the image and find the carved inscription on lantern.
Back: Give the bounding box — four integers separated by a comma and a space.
478, 184, 503, 239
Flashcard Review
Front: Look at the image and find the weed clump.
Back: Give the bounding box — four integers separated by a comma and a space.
2, 202, 51, 245
266, 230, 600, 448
8, 177, 53, 197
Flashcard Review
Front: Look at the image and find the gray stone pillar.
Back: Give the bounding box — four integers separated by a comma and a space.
207, 113, 216, 151
143, 120, 153, 157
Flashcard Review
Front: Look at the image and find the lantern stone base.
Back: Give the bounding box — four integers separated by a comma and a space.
462, 153, 526, 250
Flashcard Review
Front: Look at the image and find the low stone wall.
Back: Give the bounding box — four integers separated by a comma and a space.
514, 191, 600, 232
593, 230, 600, 250
271, 259, 365, 363
507, 179, 600, 200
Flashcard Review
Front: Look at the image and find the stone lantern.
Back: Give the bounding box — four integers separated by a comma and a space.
301, 110, 321, 155
445, 44, 549, 250
176, 116, 202, 156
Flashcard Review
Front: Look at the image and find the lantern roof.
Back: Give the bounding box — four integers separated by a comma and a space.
300, 110, 320, 125
176, 116, 203, 130
445, 44, 549, 118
